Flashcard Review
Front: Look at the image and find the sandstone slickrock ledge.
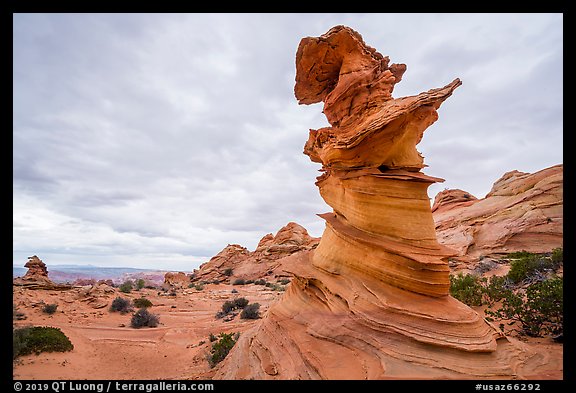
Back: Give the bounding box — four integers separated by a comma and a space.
211, 25, 550, 379
432, 164, 563, 261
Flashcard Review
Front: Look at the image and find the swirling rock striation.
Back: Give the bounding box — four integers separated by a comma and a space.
212, 26, 549, 380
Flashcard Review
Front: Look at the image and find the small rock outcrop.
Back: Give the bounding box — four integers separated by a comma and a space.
433, 164, 563, 261
76, 282, 116, 309
163, 271, 192, 289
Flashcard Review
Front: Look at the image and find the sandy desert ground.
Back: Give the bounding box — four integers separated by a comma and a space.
12, 283, 282, 380
12, 281, 562, 380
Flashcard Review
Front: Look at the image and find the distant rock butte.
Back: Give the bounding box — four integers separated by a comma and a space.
190, 222, 319, 283
433, 164, 563, 261
212, 25, 548, 379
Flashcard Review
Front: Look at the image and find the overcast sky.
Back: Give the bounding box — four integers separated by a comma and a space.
13, 13, 563, 271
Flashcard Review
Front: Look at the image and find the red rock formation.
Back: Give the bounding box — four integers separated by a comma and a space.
13, 256, 71, 290
163, 271, 192, 289
76, 282, 116, 309
433, 164, 563, 261
192, 222, 319, 283
212, 25, 549, 379
22, 255, 50, 282
191, 244, 251, 283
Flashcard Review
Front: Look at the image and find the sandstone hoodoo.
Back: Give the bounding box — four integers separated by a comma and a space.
213, 26, 551, 379
13, 255, 71, 290
433, 164, 563, 262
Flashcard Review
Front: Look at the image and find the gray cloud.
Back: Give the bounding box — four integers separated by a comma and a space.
13, 13, 562, 270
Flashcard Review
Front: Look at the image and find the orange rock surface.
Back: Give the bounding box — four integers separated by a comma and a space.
163, 271, 192, 289
191, 222, 319, 283
212, 25, 555, 379
432, 164, 563, 261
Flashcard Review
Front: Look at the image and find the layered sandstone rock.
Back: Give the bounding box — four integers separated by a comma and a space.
76, 282, 116, 309
192, 222, 319, 283
212, 25, 547, 379
13, 256, 71, 290
432, 164, 563, 261
164, 271, 192, 289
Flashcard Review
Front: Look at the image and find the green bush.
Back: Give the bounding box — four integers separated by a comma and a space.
506, 250, 534, 259
133, 298, 153, 308
221, 300, 236, 314
223, 268, 234, 276
233, 297, 249, 309
278, 278, 291, 285
110, 297, 133, 314
506, 251, 559, 283
119, 280, 134, 293
208, 332, 239, 368
136, 278, 146, 290
449, 273, 485, 306
131, 308, 159, 328
482, 275, 513, 306
240, 303, 260, 319
13, 326, 74, 359
254, 279, 266, 286
232, 278, 246, 285
42, 304, 58, 315
551, 247, 563, 266
486, 276, 563, 337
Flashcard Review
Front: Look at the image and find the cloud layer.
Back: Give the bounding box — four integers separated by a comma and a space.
13, 13, 563, 270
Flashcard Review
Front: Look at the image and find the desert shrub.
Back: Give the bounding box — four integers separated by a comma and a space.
223, 268, 234, 276
240, 303, 260, 319
42, 304, 58, 315
506, 250, 534, 259
110, 297, 133, 314
264, 281, 285, 291
133, 298, 153, 308
232, 278, 246, 286
278, 278, 290, 285
231, 288, 238, 294
233, 297, 249, 309
482, 275, 513, 306
551, 247, 563, 266
131, 308, 159, 328
194, 283, 205, 291
208, 332, 239, 368
119, 280, 134, 293
449, 273, 485, 306
486, 276, 563, 337
254, 279, 266, 286
208, 333, 218, 342
508, 248, 563, 283
221, 300, 236, 314
136, 278, 146, 290
13, 326, 74, 359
